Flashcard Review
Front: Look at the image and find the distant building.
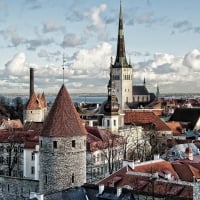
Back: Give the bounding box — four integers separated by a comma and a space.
86, 126, 124, 183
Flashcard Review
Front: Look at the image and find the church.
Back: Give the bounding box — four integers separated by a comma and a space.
111, 2, 155, 110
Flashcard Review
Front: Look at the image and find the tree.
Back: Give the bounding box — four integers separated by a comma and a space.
11, 97, 24, 121
0, 129, 24, 177
96, 131, 124, 175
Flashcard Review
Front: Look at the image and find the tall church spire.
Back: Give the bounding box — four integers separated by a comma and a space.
114, 0, 129, 68
111, 1, 133, 110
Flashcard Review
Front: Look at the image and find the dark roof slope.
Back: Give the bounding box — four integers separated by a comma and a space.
41, 84, 87, 137
133, 86, 149, 95
169, 108, 200, 130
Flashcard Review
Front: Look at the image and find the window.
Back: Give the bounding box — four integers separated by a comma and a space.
93, 155, 96, 163
19, 147, 23, 153
6, 157, 9, 164
6, 146, 10, 153
53, 141, 57, 149
107, 120, 110, 127
14, 156, 17, 164
101, 167, 104, 175
0, 170, 4, 175
40, 140, 42, 148
7, 184, 9, 192
13, 170, 17, 177
31, 166, 35, 175
101, 153, 104, 161
114, 120, 116, 126
72, 173, 74, 183
0, 157, 3, 164
14, 147, 18, 152
72, 140, 75, 148
105, 165, 107, 173
31, 152, 35, 161
0, 146, 3, 152
97, 154, 100, 162
45, 175, 48, 184
19, 171, 23, 177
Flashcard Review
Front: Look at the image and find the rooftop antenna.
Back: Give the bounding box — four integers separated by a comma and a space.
62, 54, 67, 84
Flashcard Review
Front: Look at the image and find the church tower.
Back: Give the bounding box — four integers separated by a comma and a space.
39, 84, 87, 196
112, 1, 133, 110
102, 58, 120, 133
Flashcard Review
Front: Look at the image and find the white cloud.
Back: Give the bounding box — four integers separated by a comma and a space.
5, 52, 28, 76
88, 4, 107, 31
61, 33, 84, 48
183, 49, 200, 71
42, 21, 65, 33
134, 49, 200, 93
2, 48, 200, 94
70, 42, 112, 75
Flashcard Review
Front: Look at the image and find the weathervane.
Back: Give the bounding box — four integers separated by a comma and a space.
62, 54, 67, 84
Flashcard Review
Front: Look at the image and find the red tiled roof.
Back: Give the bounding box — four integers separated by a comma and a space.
0, 129, 40, 149
98, 166, 134, 186
172, 156, 200, 182
1, 119, 23, 129
98, 164, 192, 198
0, 130, 25, 143
172, 163, 194, 182
86, 126, 124, 152
41, 84, 87, 137
25, 92, 47, 110
124, 110, 171, 131
134, 160, 178, 179
165, 121, 183, 136
24, 131, 39, 149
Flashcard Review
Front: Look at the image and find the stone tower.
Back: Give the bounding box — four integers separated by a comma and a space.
112, 1, 133, 110
39, 84, 87, 196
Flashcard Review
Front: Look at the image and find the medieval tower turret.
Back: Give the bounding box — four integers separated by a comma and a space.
23, 68, 47, 123
112, 2, 133, 110
39, 84, 87, 196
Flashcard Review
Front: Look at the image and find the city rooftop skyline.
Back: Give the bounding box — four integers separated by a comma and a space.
0, 0, 200, 94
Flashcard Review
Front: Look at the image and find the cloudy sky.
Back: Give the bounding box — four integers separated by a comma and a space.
0, 0, 200, 95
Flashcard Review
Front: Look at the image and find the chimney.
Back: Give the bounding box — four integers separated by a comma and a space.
98, 184, 104, 195
116, 187, 122, 197
30, 67, 34, 98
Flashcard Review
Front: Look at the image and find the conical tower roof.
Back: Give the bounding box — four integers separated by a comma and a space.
41, 84, 87, 137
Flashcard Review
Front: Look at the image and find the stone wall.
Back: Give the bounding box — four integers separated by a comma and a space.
39, 135, 86, 196
0, 175, 39, 200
